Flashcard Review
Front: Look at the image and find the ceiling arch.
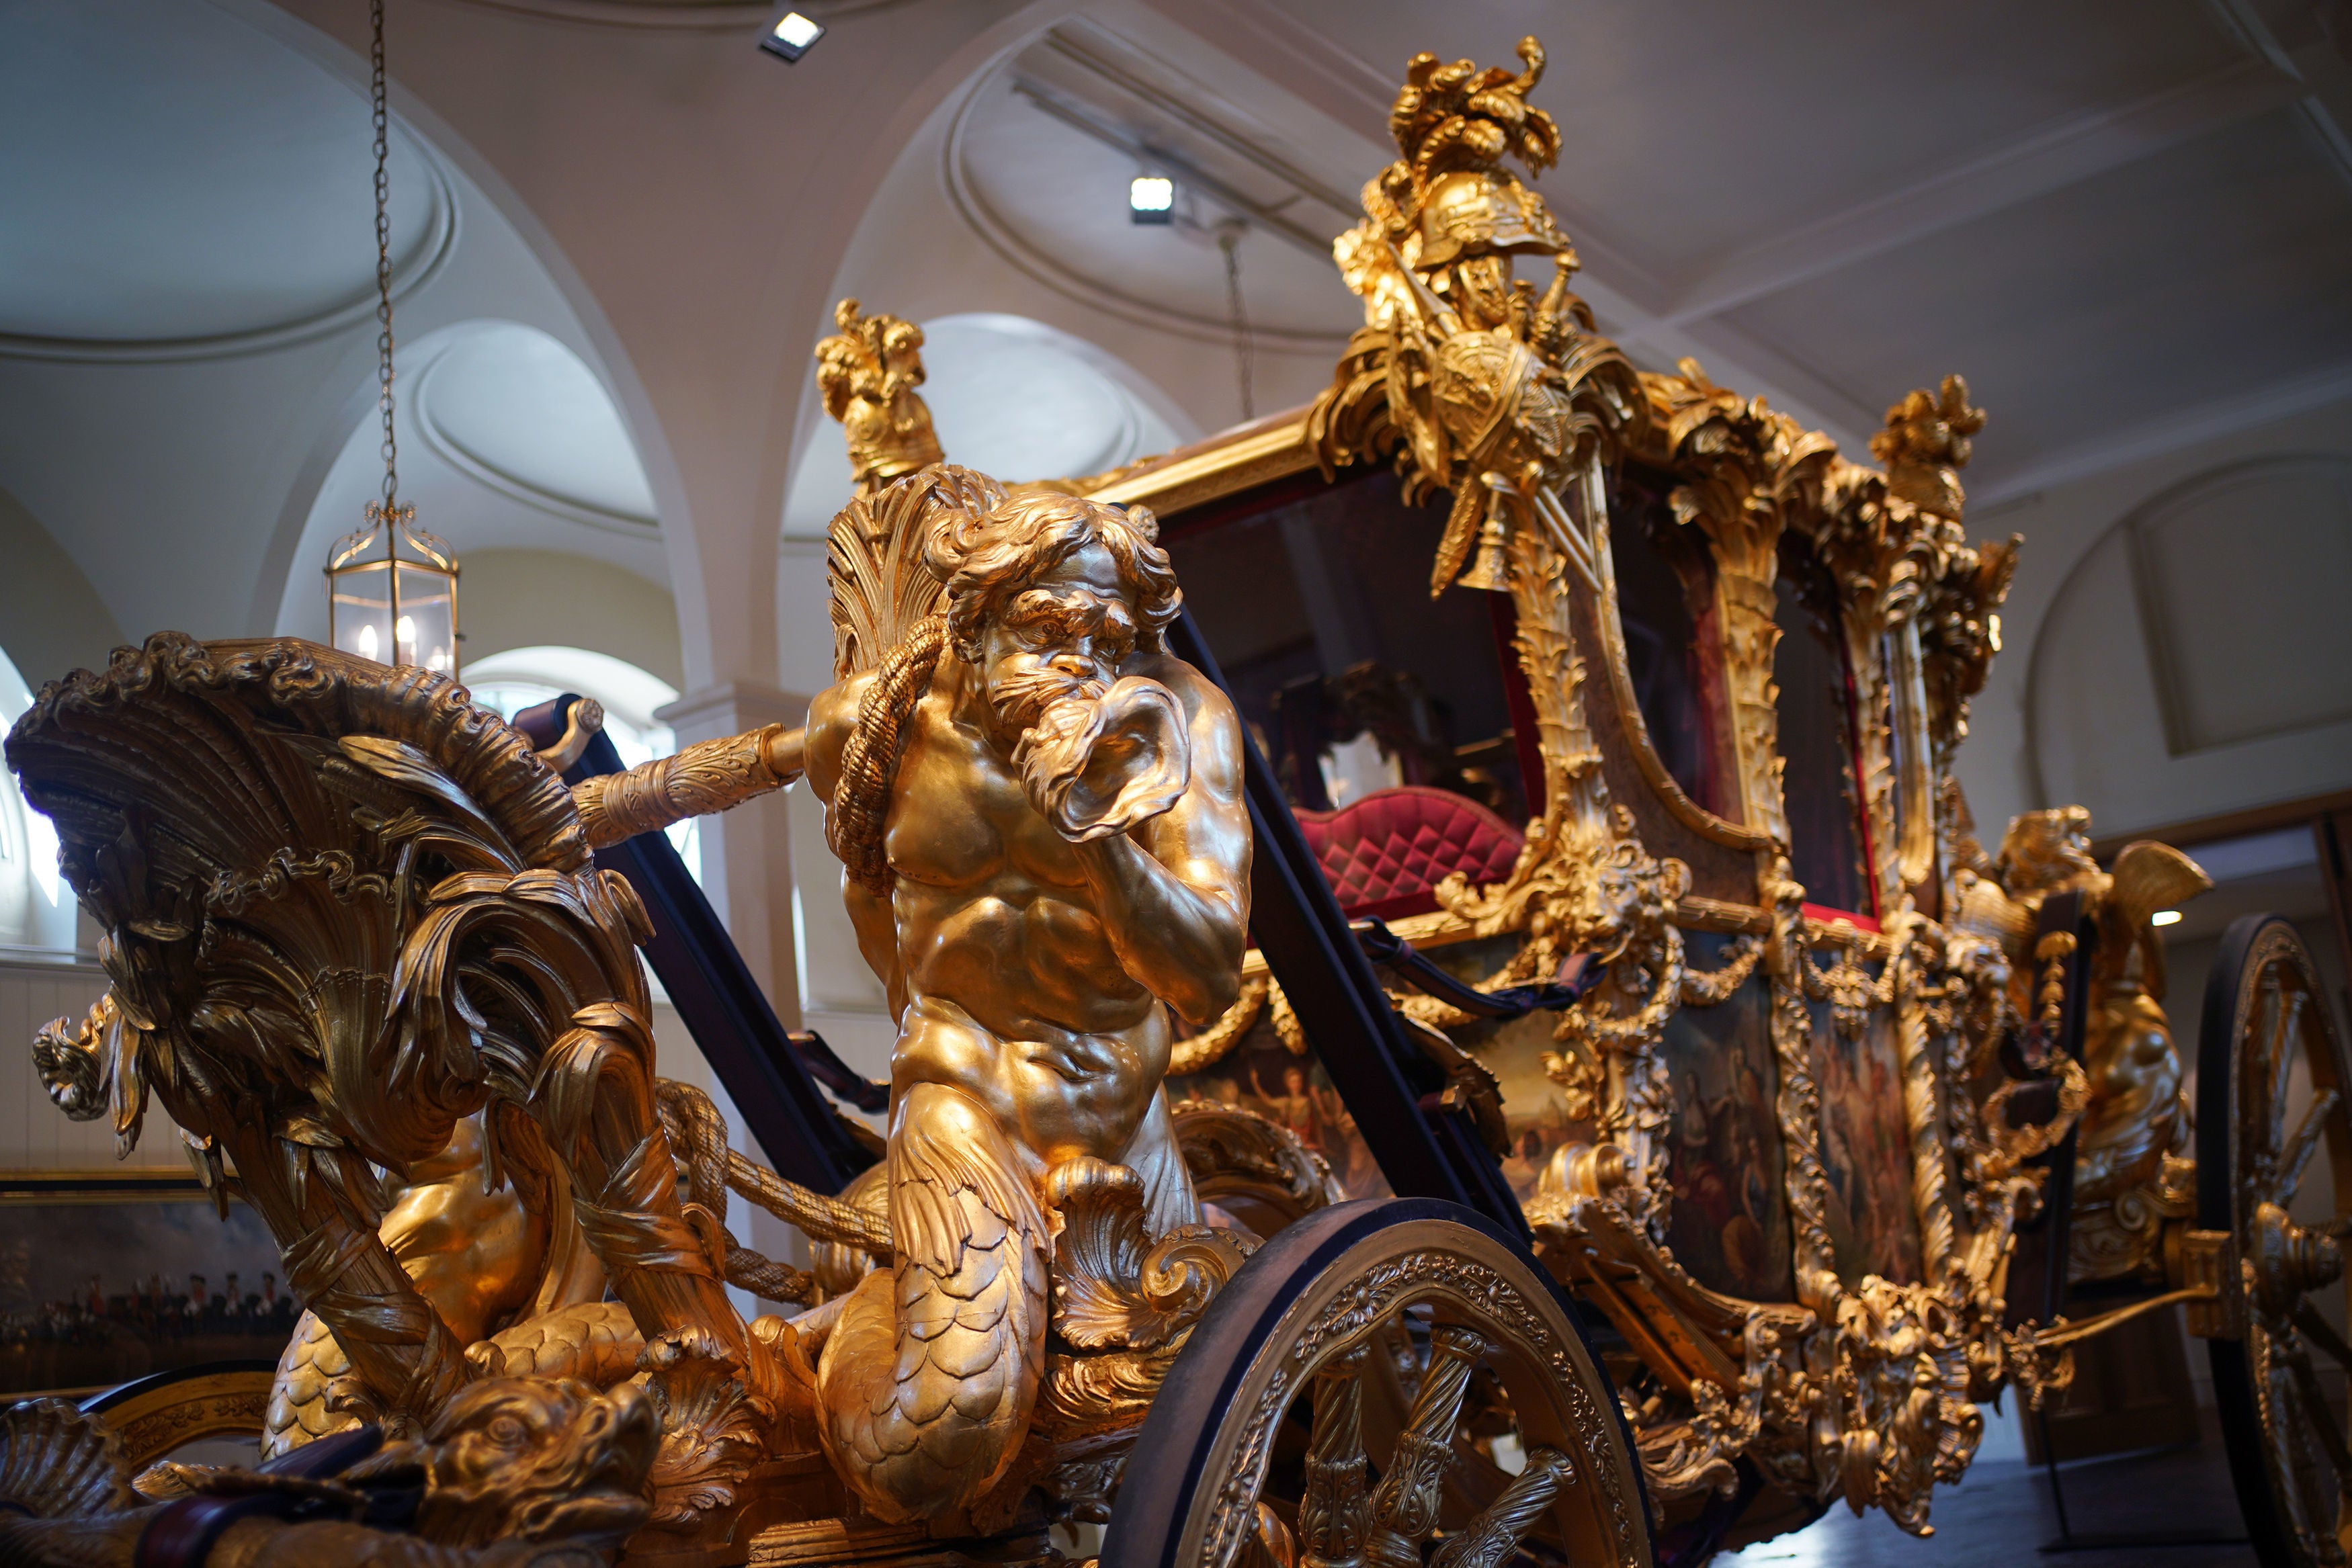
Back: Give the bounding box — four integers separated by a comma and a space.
0, 0, 453, 361
780, 312, 1193, 538
941, 17, 1365, 351
277, 316, 668, 654
415, 323, 659, 531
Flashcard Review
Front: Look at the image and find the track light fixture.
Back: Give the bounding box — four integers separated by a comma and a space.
1130, 174, 1173, 224
761, 9, 825, 62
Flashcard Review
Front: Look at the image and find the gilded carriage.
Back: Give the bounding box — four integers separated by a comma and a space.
4, 31, 2350, 1568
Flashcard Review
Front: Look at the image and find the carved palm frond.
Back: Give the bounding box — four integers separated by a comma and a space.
5, 636, 588, 1175
1, 634, 734, 1445
826, 463, 1006, 681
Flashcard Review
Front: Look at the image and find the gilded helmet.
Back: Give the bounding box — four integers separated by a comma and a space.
1415, 170, 1566, 267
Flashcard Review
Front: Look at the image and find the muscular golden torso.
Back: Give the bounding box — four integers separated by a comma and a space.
806, 650, 1244, 1172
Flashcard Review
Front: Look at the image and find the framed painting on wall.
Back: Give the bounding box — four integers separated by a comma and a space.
0, 1170, 294, 1399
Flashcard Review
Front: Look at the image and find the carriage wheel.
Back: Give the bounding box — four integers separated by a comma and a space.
1101, 1199, 1651, 1568
2199, 915, 2352, 1568
79, 1359, 277, 1469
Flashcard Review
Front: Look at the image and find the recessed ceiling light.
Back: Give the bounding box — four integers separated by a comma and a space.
2152, 908, 2183, 926
1130, 175, 1174, 224
761, 10, 824, 62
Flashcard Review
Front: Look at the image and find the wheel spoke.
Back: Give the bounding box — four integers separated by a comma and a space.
2294, 1301, 2352, 1379
2281, 1089, 2342, 1206
1429, 1448, 1577, 1568
2265, 986, 2310, 1162
1247, 1502, 1299, 1568
1367, 1325, 1485, 1558
1298, 1345, 1372, 1563
2281, 1340, 2352, 1483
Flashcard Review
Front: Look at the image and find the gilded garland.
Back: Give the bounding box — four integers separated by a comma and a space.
1273, 32, 2202, 1534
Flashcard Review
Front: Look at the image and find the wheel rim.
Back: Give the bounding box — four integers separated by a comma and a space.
1103, 1199, 1650, 1568
2201, 916, 2352, 1568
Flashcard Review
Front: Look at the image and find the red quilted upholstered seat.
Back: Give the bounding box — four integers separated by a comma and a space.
1294, 785, 1527, 922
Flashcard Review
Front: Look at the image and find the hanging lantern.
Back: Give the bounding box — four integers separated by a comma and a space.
327, 506, 459, 671
326, 0, 458, 673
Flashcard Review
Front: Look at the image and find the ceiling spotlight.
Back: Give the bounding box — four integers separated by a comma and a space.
1130, 175, 1174, 224
761, 9, 825, 62
2152, 908, 2183, 927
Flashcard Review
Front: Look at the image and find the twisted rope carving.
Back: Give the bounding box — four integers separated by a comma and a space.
828, 614, 948, 894
722, 1245, 814, 1307
655, 1080, 891, 1259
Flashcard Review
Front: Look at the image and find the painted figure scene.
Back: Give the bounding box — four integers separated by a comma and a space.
1659, 961, 1797, 1302
0, 1196, 292, 1397
1171, 1027, 1390, 1201
1810, 996, 1927, 1287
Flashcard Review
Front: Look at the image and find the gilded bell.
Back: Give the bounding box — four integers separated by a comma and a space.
1457, 476, 1515, 593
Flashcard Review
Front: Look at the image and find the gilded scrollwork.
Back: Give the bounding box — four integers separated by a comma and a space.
1270, 34, 2115, 1539
1169, 975, 1270, 1076
1169, 1097, 1343, 1236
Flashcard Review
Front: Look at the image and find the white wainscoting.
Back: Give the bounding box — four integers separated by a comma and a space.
0, 956, 140, 1170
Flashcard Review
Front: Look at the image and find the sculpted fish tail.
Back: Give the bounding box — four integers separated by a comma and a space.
816, 1083, 1049, 1522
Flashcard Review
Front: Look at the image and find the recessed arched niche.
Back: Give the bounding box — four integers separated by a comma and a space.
2029, 453, 2352, 832
277, 319, 668, 652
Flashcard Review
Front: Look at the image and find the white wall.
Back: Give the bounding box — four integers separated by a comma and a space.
0, 959, 132, 1170
1957, 392, 2352, 839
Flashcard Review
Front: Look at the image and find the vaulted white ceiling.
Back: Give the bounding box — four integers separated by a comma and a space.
0, 0, 443, 352
859, 0, 2352, 505
0, 0, 664, 661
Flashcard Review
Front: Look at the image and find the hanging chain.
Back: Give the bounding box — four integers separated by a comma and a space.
368, 0, 404, 529
1218, 223, 1255, 423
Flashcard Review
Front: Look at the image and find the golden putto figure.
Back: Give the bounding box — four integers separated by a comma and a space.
816, 298, 946, 492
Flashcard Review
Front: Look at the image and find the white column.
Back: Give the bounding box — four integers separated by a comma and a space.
653, 681, 810, 1029
775, 537, 898, 1102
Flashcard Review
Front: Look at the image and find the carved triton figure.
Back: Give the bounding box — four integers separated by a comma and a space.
790, 480, 1253, 1521
19, 26, 2339, 1568
552, 313, 1266, 1527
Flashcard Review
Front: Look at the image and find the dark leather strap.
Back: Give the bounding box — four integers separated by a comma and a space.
1351, 918, 1591, 1020
788, 1030, 889, 1115
135, 1426, 382, 1568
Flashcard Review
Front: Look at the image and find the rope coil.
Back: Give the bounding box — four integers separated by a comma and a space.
655, 1080, 892, 1260
828, 615, 948, 893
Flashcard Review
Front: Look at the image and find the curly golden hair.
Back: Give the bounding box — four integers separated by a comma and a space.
827, 492, 1175, 893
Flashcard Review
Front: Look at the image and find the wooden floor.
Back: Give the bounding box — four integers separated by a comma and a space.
1716, 1424, 2255, 1567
